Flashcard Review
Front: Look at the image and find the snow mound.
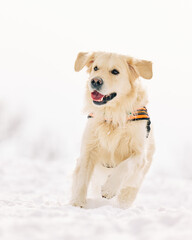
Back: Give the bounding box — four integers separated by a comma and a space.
0, 157, 192, 240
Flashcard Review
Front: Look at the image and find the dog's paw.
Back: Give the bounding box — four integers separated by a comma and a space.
101, 181, 118, 199
70, 198, 86, 208
117, 187, 138, 208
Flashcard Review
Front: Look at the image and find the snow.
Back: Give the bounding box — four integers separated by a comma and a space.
0, 111, 191, 240
1, 0, 192, 239
0, 155, 192, 240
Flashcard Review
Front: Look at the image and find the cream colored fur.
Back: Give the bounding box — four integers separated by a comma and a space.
71, 52, 155, 208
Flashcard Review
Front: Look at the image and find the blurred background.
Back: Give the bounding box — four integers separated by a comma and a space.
0, 0, 192, 179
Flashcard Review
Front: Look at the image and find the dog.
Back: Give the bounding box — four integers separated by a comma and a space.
71, 52, 155, 208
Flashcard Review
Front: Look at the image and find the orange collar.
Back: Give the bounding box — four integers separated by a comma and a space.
88, 107, 150, 121
88, 107, 151, 138
127, 107, 150, 121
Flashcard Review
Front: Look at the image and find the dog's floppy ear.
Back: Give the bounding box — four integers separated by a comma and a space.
127, 57, 153, 80
74, 52, 95, 72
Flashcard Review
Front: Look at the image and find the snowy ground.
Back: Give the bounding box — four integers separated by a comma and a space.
0, 154, 192, 240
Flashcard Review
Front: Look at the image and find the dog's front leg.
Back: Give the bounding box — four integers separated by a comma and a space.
101, 154, 145, 202
71, 154, 95, 208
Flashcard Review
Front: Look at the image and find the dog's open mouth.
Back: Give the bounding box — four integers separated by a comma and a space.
91, 90, 117, 105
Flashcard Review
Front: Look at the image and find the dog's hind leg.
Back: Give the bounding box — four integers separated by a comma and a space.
101, 154, 145, 200
144, 129, 155, 175
117, 135, 155, 208
117, 186, 139, 208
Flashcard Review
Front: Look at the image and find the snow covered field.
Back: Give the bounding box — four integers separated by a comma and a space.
0, 155, 192, 240
1, 0, 192, 239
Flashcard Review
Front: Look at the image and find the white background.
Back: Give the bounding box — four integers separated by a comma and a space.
1, 0, 192, 177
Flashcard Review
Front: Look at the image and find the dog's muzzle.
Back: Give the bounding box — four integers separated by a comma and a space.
91, 90, 117, 105
90, 77, 117, 105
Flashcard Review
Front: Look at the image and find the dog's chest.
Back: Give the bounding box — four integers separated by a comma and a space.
96, 122, 133, 153
94, 120, 146, 166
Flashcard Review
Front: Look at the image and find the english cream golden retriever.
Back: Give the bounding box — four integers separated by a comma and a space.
71, 52, 155, 208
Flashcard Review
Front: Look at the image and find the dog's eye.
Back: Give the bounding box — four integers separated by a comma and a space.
111, 69, 119, 75
94, 66, 99, 71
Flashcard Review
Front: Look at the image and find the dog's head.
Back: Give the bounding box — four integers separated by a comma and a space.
74, 52, 152, 107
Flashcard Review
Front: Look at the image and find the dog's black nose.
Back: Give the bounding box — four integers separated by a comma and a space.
91, 77, 103, 90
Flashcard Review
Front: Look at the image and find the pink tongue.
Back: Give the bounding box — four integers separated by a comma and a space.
91, 91, 104, 101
